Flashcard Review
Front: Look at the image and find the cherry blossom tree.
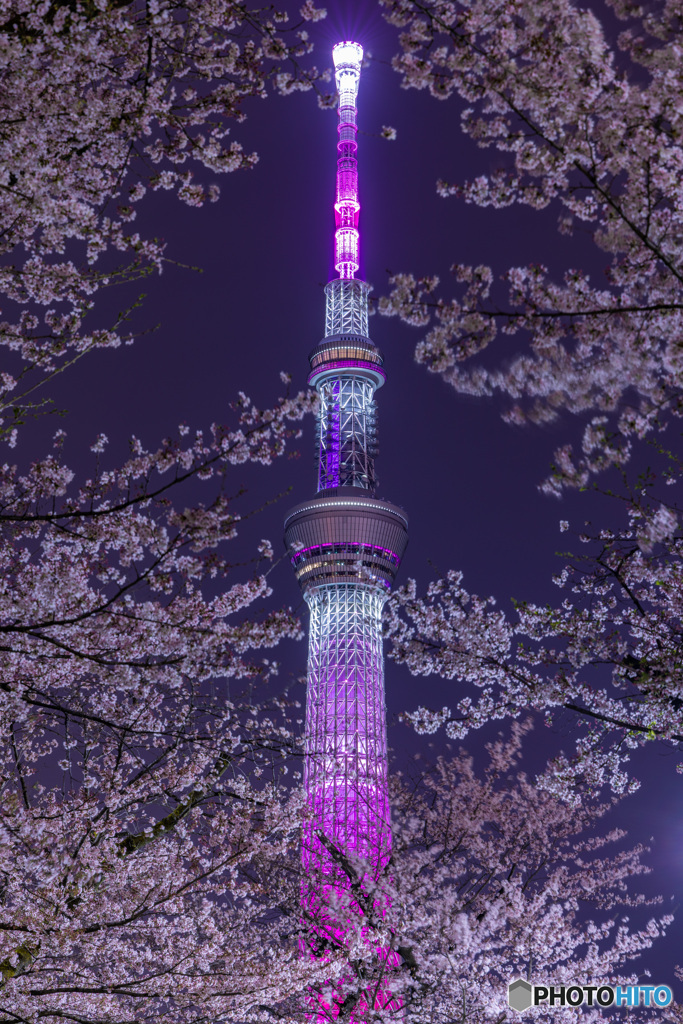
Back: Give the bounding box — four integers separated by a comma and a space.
379, 0, 683, 493
385, 500, 683, 796
0, 0, 326, 440
257, 724, 673, 1024
0, 383, 324, 1016
0, 1, 328, 1016
373, 0, 683, 792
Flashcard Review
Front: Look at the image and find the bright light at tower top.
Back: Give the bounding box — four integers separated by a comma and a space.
333, 41, 363, 104
332, 41, 363, 71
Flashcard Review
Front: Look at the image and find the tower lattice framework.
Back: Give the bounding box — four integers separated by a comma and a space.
284, 41, 408, 935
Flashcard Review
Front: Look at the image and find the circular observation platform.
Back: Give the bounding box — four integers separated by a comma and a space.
284, 490, 408, 592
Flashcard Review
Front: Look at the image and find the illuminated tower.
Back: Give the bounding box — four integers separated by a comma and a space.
284, 42, 408, 924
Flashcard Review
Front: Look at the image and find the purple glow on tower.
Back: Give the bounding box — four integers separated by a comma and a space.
333, 42, 362, 279
284, 40, 408, 1019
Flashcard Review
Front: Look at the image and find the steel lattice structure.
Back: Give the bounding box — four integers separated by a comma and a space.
303, 584, 389, 870
284, 42, 408, 1012
325, 279, 370, 337
317, 377, 378, 491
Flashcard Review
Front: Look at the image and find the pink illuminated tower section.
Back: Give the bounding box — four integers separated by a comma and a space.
333, 41, 361, 280
284, 41, 408, 947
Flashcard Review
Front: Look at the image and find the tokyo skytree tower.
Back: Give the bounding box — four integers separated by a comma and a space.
284, 41, 408, 927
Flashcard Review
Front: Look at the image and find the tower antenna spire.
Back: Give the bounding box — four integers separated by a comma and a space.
332, 41, 363, 280
284, 41, 407, 1018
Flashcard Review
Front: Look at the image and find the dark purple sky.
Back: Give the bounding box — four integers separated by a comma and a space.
33, 1, 682, 997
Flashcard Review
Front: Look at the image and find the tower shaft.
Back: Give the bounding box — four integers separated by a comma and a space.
285, 41, 408, 977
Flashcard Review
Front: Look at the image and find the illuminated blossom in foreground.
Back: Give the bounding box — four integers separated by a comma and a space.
379, 0, 683, 492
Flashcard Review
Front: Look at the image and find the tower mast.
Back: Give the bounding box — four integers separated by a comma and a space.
285, 40, 408, 944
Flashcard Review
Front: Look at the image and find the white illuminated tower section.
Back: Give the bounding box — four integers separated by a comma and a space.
284, 42, 408, 935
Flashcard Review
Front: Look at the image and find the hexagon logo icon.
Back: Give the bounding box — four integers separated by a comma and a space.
508, 979, 533, 1012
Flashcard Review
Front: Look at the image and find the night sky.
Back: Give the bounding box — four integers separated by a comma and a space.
27, 1, 682, 998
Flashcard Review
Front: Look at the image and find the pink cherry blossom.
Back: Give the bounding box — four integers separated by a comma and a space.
380, 0, 683, 491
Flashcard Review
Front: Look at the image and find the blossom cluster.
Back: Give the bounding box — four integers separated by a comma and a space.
0, 0, 325, 438
386, 474, 683, 797
379, 0, 683, 491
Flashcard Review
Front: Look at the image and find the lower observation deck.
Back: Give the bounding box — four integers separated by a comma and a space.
284, 488, 409, 591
